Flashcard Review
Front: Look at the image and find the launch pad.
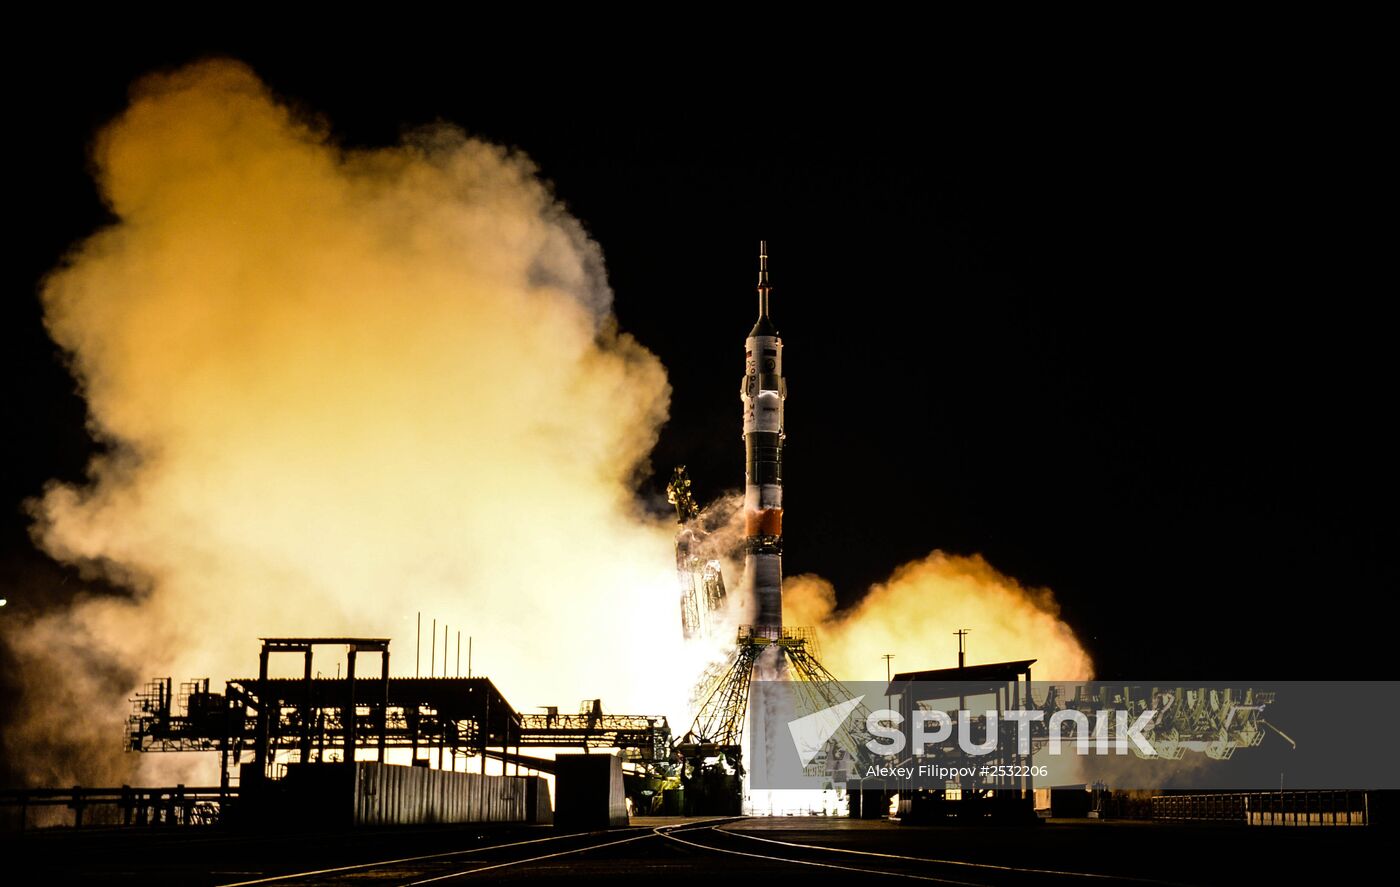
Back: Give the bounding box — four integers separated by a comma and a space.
5, 245, 1386, 840
676, 626, 872, 814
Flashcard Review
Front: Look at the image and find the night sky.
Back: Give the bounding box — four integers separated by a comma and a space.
3, 39, 1393, 689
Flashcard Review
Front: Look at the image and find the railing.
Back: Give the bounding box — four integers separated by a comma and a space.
0, 785, 235, 831
1151, 790, 1368, 826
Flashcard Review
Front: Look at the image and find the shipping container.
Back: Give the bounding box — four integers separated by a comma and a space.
264, 762, 552, 827
553, 754, 628, 829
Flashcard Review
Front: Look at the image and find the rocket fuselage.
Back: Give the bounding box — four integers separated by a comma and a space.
742, 243, 785, 631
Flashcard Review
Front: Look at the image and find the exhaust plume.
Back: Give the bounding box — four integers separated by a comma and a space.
18, 59, 683, 783
785, 553, 1093, 680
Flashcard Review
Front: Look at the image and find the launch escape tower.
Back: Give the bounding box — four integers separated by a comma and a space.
670, 244, 870, 812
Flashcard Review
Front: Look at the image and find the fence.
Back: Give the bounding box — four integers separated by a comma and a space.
0, 785, 232, 831
1151, 791, 1368, 826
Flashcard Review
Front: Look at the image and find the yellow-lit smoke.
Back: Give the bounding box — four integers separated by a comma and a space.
16, 59, 1092, 787
785, 554, 1093, 680
18, 59, 692, 783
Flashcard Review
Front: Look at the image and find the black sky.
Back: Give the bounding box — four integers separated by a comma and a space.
3, 38, 1394, 684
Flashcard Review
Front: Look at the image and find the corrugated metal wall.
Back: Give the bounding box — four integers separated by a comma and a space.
353, 763, 545, 826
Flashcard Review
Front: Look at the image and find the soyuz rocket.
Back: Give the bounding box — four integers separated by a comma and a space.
742, 241, 786, 631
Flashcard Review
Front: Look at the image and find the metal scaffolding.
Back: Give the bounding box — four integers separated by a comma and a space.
676, 625, 873, 809
126, 637, 671, 790
666, 466, 729, 640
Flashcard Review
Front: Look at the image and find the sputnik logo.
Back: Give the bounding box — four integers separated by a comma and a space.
786, 696, 866, 766
785, 695, 1160, 760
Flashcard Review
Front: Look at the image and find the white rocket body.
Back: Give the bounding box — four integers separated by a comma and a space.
740, 243, 785, 631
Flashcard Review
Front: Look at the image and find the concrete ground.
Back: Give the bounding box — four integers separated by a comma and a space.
3, 815, 1385, 884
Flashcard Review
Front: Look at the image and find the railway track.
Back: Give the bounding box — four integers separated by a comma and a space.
212, 818, 1194, 885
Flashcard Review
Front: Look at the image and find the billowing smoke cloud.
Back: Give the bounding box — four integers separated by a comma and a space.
785, 554, 1093, 680
15, 58, 1093, 788
18, 59, 686, 783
